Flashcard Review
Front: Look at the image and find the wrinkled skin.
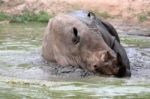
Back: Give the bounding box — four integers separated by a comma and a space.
42, 10, 131, 77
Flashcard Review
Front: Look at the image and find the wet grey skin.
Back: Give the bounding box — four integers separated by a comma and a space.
69, 10, 131, 77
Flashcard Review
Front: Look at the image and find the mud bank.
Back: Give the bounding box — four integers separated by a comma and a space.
1, 0, 150, 24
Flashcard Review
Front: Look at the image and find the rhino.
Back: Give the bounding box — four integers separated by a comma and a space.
42, 10, 131, 77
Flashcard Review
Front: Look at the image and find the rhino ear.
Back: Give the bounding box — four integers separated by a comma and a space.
101, 51, 111, 62
72, 27, 80, 44
87, 12, 95, 19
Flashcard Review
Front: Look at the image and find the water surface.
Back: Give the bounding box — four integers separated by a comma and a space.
0, 23, 150, 99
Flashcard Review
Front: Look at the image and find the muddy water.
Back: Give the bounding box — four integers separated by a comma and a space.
0, 23, 150, 99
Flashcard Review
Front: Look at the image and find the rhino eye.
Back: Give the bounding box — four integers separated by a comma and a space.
72, 27, 80, 44
73, 27, 78, 37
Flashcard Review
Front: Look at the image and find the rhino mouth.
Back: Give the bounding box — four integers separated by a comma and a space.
94, 66, 119, 76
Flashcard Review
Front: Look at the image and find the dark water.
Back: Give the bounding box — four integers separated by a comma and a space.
0, 23, 150, 99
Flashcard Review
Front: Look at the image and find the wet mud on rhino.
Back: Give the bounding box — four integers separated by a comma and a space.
42, 10, 131, 77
